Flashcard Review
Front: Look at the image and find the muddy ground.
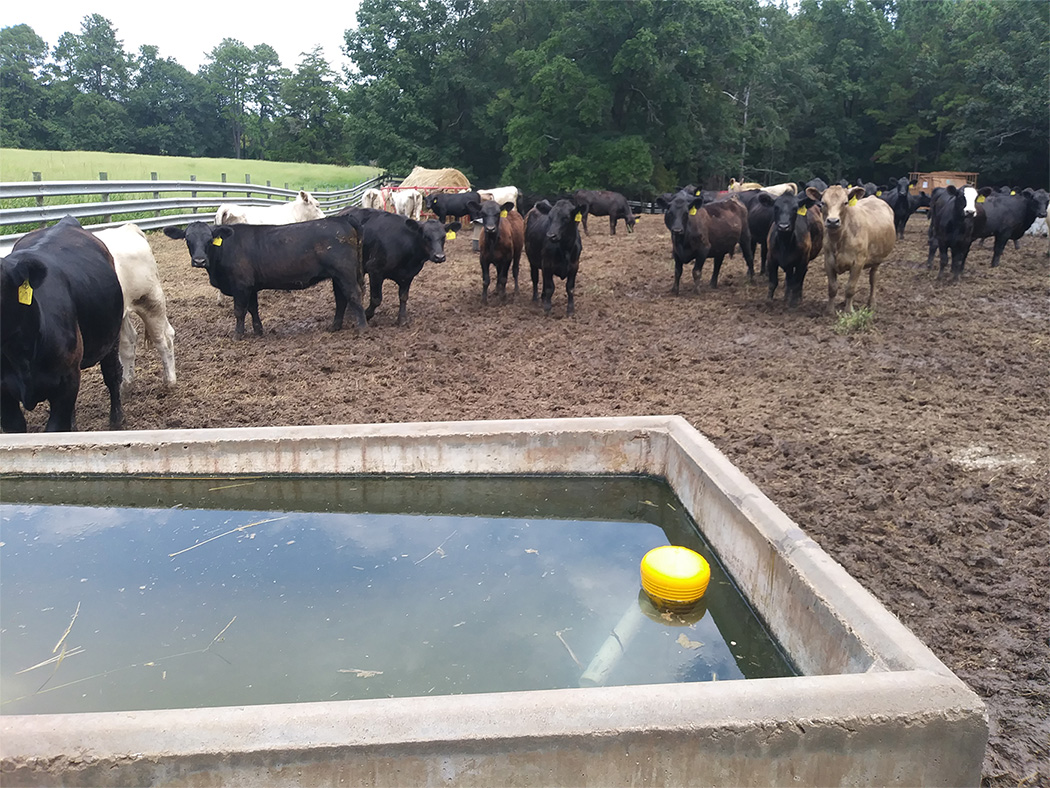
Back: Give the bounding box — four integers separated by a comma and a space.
16, 212, 1050, 786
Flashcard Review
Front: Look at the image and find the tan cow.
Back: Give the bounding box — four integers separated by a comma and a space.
807, 185, 896, 314
728, 178, 763, 191
761, 182, 799, 197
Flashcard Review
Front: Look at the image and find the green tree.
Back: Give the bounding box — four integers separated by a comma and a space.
271, 48, 347, 163
0, 24, 69, 150
202, 38, 255, 158
51, 14, 130, 100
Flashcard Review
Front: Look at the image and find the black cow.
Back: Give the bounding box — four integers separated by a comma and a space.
525, 198, 585, 316
469, 200, 524, 304
655, 191, 754, 293
163, 217, 367, 339
805, 178, 830, 194
971, 188, 1050, 267
925, 185, 988, 281
425, 191, 481, 223
338, 208, 460, 326
1, 216, 124, 432
573, 190, 637, 235
728, 189, 774, 276
875, 177, 910, 239
759, 191, 824, 306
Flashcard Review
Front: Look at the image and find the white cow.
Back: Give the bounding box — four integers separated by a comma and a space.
361, 188, 387, 211
215, 190, 324, 225
390, 188, 423, 221
477, 186, 521, 208
94, 224, 176, 389
761, 182, 798, 197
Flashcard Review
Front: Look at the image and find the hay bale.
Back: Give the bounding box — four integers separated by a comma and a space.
399, 167, 471, 190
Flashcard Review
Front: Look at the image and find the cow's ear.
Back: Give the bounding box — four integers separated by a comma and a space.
445, 221, 462, 233
501, 201, 516, 214
1022, 187, 1035, 198
163, 226, 186, 240
215, 226, 235, 241
847, 186, 866, 203
405, 219, 422, 233
978, 187, 994, 197
12, 257, 48, 290
805, 186, 823, 202
655, 196, 670, 210
757, 192, 775, 207
534, 201, 552, 214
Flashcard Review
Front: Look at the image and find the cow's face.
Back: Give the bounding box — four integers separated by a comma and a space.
416, 219, 461, 263
818, 185, 864, 230
543, 199, 583, 244
958, 186, 979, 217
771, 193, 808, 235
477, 201, 514, 236
1025, 188, 1049, 218
659, 192, 704, 236
296, 191, 325, 220
164, 222, 231, 269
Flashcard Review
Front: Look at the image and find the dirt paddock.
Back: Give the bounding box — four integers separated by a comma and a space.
13, 214, 1050, 786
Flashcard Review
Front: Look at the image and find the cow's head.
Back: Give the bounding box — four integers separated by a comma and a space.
472, 200, 515, 236
0, 253, 48, 344
656, 191, 704, 236
409, 219, 461, 264
944, 185, 980, 217
540, 199, 585, 245
296, 190, 325, 220
1024, 187, 1049, 218
762, 191, 819, 236
164, 222, 233, 269
813, 185, 865, 231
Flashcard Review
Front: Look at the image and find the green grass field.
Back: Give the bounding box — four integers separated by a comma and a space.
0, 150, 385, 236
1, 149, 382, 191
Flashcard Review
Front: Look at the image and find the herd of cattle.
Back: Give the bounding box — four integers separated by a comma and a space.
1, 175, 1046, 433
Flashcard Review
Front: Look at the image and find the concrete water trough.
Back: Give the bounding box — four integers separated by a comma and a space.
0, 416, 986, 786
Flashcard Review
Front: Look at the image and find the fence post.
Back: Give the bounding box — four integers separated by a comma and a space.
222, 173, 227, 199
152, 172, 160, 217
191, 174, 198, 214
99, 172, 110, 224
33, 171, 44, 228
266, 180, 272, 200
245, 174, 251, 200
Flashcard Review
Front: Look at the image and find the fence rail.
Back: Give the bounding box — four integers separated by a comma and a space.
0, 173, 399, 250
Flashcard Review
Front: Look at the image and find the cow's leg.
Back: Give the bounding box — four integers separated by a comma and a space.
866, 265, 879, 310
741, 239, 755, 283
512, 250, 520, 294
44, 372, 80, 432
118, 312, 138, 390
925, 234, 937, 269
480, 260, 491, 304
767, 259, 780, 300
333, 277, 367, 331
531, 263, 540, 302
366, 275, 384, 321
246, 292, 264, 336
99, 346, 125, 430
709, 255, 725, 288
692, 258, 707, 293
396, 280, 412, 326
496, 261, 509, 303
990, 234, 1009, 267
826, 263, 840, 315
139, 306, 177, 385
791, 261, 808, 307
758, 240, 768, 276
937, 245, 949, 280
672, 260, 684, 295
581, 212, 590, 236
842, 264, 865, 313
565, 270, 577, 317
0, 386, 27, 433
541, 267, 555, 315
609, 217, 616, 236
232, 296, 248, 339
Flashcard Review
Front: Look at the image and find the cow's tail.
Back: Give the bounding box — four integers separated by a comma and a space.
337, 212, 367, 292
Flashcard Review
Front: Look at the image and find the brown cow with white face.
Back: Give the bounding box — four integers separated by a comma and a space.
807, 185, 895, 314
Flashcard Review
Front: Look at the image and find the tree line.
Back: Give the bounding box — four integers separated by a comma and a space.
1, 0, 1046, 197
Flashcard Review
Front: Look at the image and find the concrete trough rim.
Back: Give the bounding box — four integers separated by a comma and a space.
0, 416, 987, 786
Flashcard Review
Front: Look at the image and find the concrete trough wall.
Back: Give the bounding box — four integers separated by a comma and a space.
0, 416, 987, 787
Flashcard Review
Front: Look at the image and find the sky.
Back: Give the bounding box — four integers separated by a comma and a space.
3, 1, 362, 73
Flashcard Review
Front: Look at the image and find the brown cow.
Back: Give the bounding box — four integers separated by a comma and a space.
470, 200, 524, 304
807, 185, 895, 314
655, 190, 754, 294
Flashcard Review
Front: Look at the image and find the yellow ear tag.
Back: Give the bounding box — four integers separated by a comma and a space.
574, 212, 582, 222
1010, 190, 1016, 195
797, 206, 807, 217
212, 237, 223, 246
875, 190, 882, 196
977, 195, 986, 203
445, 230, 456, 240
694, 190, 701, 196
848, 196, 858, 207
18, 280, 33, 305
500, 209, 508, 218
688, 206, 697, 216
